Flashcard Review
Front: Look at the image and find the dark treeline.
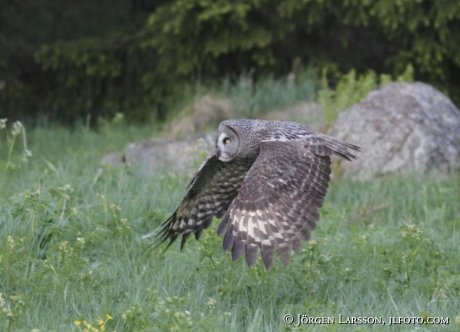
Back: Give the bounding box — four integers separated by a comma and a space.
1, 0, 460, 125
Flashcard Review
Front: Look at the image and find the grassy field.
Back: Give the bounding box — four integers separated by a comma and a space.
1, 106, 460, 331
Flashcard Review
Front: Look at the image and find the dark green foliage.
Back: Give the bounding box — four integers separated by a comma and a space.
33, 0, 293, 123
144, 0, 288, 75
0, 0, 137, 122
0, 51, 24, 121
278, 0, 460, 93
2, 0, 460, 124
34, 34, 162, 123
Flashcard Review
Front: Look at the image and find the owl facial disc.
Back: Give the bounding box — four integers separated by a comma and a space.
216, 127, 239, 162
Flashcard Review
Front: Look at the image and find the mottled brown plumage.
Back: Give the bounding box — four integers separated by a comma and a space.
143, 119, 360, 269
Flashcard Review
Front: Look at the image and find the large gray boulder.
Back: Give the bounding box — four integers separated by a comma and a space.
328, 81, 460, 180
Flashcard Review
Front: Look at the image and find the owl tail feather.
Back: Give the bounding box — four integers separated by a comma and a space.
323, 137, 361, 161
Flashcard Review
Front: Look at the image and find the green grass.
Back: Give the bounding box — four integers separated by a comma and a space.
1, 116, 459, 332
223, 69, 317, 118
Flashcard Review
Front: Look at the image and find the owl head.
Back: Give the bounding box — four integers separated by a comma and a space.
216, 120, 261, 162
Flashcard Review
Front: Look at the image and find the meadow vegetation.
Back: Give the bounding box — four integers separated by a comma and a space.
0, 75, 459, 332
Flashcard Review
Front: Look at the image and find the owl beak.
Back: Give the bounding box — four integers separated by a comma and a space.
215, 148, 221, 157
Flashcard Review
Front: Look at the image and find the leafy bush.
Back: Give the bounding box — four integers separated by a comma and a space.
319, 64, 414, 123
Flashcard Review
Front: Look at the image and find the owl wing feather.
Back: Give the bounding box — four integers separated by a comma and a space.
217, 135, 359, 269
142, 152, 253, 250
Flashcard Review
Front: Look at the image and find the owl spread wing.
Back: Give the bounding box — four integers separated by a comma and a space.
217, 136, 360, 269
142, 152, 253, 250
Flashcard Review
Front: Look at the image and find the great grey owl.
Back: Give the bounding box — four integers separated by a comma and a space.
143, 119, 360, 269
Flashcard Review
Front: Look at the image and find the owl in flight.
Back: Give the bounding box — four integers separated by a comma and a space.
143, 119, 360, 269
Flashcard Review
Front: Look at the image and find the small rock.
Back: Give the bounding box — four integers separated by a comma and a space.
102, 133, 216, 175
167, 95, 232, 137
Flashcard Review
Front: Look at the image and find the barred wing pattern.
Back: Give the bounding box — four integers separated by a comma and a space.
143, 152, 253, 250
217, 137, 356, 269
144, 119, 361, 270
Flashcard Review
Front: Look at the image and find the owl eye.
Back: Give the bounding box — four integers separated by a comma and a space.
223, 137, 231, 145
